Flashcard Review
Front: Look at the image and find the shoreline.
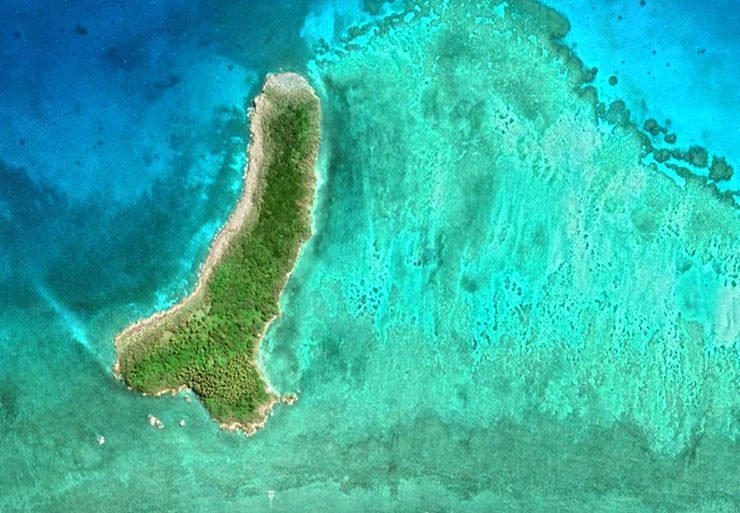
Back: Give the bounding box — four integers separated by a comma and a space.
113, 83, 267, 362
113, 72, 320, 435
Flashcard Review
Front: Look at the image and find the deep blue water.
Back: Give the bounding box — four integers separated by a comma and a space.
1, 1, 393, 509
2, 0, 740, 511
548, 0, 740, 188
0, 0, 383, 364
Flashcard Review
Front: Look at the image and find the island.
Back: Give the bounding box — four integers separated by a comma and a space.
114, 72, 320, 435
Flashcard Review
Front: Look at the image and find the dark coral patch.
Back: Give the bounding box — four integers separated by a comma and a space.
709, 156, 733, 182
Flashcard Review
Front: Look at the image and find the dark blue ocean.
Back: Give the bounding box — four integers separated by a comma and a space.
2, 0, 740, 511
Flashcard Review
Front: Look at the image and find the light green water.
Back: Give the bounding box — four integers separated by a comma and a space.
5, 0, 740, 511
259, 0, 740, 509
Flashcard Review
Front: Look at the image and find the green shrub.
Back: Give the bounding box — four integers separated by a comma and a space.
117, 78, 320, 427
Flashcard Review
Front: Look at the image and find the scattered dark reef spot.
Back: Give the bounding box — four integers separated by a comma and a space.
461, 275, 479, 293
632, 206, 657, 235
605, 100, 630, 125
709, 156, 734, 182
0, 385, 18, 425
103, 43, 144, 71
687, 145, 709, 168
653, 148, 671, 163
144, 73, 182, 102
643, 118, 665, 136
75, 24, 88, 36
608, 75, 618, 86
362, 0, 387, 15
582, 67, 598, 82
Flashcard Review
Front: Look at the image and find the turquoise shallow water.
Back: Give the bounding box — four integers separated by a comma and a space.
3, 0, 740, 511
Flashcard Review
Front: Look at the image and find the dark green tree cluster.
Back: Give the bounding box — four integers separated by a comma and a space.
117, 79, 320, 426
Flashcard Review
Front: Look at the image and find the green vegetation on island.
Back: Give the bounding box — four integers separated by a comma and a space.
115, 73, 320, 432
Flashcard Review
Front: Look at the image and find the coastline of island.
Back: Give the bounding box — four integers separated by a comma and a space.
114, 72, 320, 435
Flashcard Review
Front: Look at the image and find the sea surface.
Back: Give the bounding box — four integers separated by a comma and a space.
2, 0, 740, 511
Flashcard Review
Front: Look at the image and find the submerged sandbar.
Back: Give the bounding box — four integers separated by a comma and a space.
114, 72, 320, 434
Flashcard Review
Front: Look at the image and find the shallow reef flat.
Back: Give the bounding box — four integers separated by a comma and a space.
115, 73, 320, 433
3, 0, 740, 510
249, 0, 740, 507
303, 0, 740, 453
